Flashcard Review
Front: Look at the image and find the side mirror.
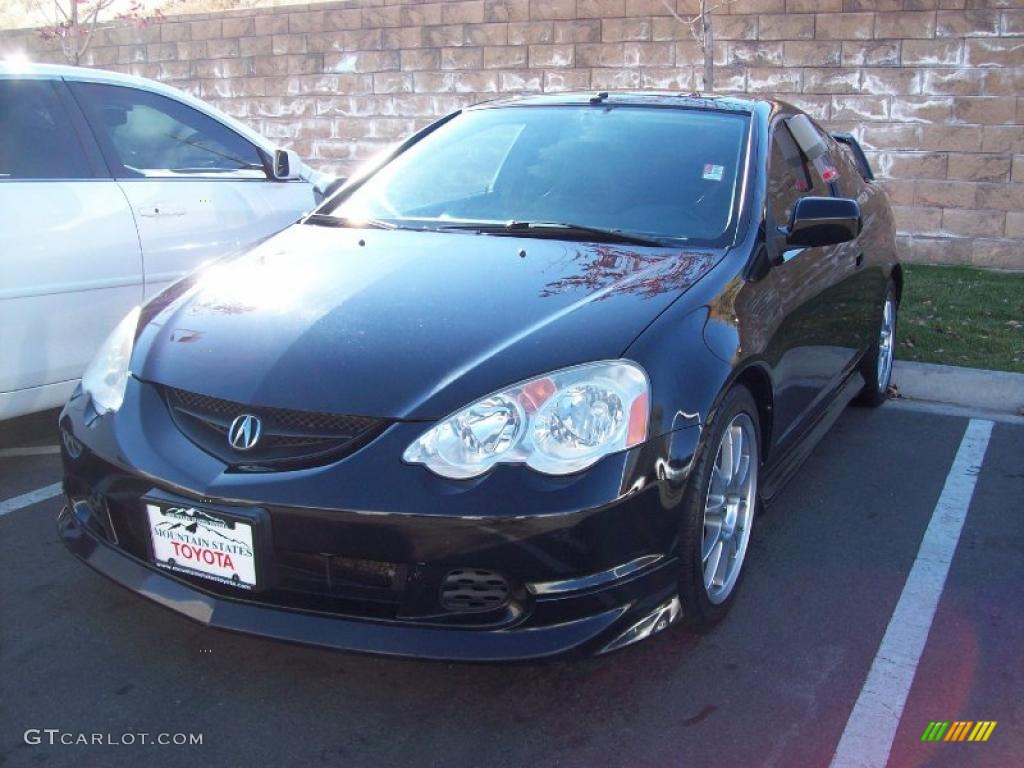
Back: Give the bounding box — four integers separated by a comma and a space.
784, 197, 862, 248
272, 148, 302, 181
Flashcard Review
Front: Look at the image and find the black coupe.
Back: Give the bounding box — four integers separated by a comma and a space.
59, 92, 900, 660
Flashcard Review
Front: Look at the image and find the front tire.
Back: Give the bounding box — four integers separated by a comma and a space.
677, 385, 760, 629
855, 283, 897, 407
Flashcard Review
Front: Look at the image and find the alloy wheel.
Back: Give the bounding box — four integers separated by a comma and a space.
877, 295, 895, 391
701, 413, 757, 605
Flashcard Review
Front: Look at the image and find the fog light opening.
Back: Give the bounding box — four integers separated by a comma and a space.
440, 568, 510, 612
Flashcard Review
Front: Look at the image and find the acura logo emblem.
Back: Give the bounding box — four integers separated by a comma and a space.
228, 414, 262, 451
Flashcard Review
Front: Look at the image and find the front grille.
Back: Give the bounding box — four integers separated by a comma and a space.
163, 386, 388, 470
273, 550, 408, 618
168, 550, 407, 622
440, 568, 510, 612
277, 551, 405, 593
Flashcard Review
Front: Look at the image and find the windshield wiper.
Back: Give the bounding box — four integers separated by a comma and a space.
304, 214, 397, 230
435, 220, 666, 246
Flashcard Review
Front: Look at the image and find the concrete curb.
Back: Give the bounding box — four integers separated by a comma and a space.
893, 361, 1024, 415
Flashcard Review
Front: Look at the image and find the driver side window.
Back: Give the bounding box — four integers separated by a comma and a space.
71, 82, 265, 178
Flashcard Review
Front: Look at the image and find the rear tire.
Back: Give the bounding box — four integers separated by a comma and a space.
677, 385, 760, 629
855, 283, 897, 408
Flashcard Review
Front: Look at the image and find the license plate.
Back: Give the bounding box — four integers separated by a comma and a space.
147, 503, 257, 589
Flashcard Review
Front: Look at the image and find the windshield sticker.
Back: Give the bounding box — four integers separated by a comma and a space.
702, 164, 724, 182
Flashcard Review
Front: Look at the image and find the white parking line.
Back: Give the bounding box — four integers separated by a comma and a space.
829, 418, 994, 768
0, 445, 62, 458
0, 482, 64, 517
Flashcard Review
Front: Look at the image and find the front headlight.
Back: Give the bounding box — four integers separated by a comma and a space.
403, 361, 650, 479
80, 306, 141, 415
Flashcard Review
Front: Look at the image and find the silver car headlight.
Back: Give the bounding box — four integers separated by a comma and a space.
403, 361, 650, 479
80, 306, 141, 415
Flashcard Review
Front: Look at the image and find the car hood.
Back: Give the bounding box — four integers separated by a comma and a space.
133, 223, 722, 419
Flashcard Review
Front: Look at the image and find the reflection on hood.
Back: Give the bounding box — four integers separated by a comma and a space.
132, 225, 725, 419
540, 245, 716, 301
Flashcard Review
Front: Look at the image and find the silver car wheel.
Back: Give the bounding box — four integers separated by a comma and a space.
701, 413, 757, 605
877, 294, 895, 391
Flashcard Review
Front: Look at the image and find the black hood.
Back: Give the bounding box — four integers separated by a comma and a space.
133, 223, 721, 419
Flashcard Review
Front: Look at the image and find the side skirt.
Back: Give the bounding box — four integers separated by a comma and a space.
759, 370, 866, 503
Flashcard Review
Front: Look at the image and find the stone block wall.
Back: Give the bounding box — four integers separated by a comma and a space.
3, 0, 1022, 266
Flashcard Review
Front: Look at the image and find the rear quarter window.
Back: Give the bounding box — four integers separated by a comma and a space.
832, 141, 866, 198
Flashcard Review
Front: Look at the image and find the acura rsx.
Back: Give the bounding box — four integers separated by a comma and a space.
58, 92, 900, 660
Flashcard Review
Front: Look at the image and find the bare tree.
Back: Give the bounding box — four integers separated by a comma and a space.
35, 0, 171, 65
660, 0, 739, 94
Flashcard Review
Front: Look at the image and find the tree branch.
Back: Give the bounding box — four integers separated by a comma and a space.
659, 0, 700, 28
79, 0, 116, 61
659, 0, 741, 93
659, 0, 741, 26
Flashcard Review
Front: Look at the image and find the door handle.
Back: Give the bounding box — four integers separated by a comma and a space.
855, 252, 864, 267
138, 204, 186, 217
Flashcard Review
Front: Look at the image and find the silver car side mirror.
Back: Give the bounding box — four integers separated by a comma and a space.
272, 148, 302, 181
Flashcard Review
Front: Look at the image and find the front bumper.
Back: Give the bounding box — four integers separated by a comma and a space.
60, 503, 684, 661
58, 378, 701, 660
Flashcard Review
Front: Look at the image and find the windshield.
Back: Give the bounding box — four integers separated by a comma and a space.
319, 106, 750, 245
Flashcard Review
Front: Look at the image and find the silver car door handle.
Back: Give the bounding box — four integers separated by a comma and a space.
138, 205, 186, 217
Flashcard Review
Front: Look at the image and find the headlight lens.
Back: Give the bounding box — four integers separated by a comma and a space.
403, 361, 649, 479
80, 306, 141, 415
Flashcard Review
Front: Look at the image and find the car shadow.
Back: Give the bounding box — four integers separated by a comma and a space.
0, 407, 61, 449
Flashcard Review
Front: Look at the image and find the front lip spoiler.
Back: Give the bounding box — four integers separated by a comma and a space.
57, 505, 628, 662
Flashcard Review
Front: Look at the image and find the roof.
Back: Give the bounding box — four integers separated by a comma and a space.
472, 91, 760, 113
0, 61, 184, 93
0, 61, 277, 155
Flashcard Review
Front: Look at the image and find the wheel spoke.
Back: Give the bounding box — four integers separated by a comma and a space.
716, 539, 733, 585
702, 522, 722, 562
704, 540, 725, 591
710, 465, 727, 495
705, 493, 726, 516
730, 426, 743, 484
732, 454, 751, 492
737, 499, 750, 526
717, 437, 733, 485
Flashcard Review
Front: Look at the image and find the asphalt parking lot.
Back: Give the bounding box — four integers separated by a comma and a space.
1, 402, 1021, 768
